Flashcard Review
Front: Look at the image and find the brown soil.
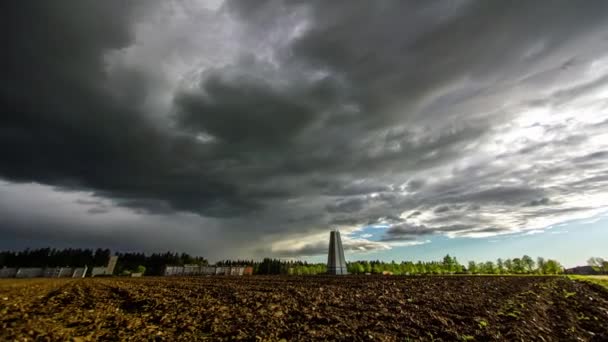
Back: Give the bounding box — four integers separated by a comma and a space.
1, 276, 607, 341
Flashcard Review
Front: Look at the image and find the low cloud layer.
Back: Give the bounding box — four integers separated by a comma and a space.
1, 1, 608, 259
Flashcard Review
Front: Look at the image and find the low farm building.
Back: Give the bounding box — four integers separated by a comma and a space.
0, 266, 88, 279
91, 255, 118, 277
16, 268, 43, 278
0, 255, 117, 279
163, 265, 253, 276
43, 266, 87, 278
0, 268, 18, 278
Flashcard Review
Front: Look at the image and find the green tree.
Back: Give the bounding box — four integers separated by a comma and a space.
522, 255, 535, 274
453, 257, 464, 273
483, 261, 496, 274
503, 259, 513, 274
588, 257, 608, 273
135, 265, 146, 274
416, 261, 427, 274
301, 266, 310, 275
467, 261, 477, 274
364, 261, 372, 274
347, 262, 365, 274
390, 261, 399, 275
443, 254, 456, 274
496, 258, 505, 274
544, 259, 563, 274
512, 258, 525, 274
402, 262, 416, 275
536, 257, 546, 274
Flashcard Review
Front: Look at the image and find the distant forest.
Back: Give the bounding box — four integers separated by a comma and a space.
0, 248, 567, 276
220, 255, 564, 276
344, 255, 564, 276
0, 248, 112, 268
0, 248, 208, 276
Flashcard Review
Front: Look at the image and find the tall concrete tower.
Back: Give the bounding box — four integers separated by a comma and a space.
327, 230, 348, 275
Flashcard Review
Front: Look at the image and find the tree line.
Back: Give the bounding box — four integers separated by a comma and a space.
217, 255, 565, 275
347, 255, 564, 275
2, 248, 583, 276
467, 256, 563, 275
113, 251, 208, 276
217, 258, 326, 275
0, 248, 208, 276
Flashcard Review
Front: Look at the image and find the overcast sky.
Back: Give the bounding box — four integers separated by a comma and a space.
2, 1, 607, 265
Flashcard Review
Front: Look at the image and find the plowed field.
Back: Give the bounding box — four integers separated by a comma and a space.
2, 276, 607, 341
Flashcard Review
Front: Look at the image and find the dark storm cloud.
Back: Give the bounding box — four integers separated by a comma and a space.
434, 206, 450, 214
524, 198, 552, 207
323, 181, 392, 197
87, 208, 110, 215
380, 223, 431, 241
461, 187, 547, 205
328, 217, 363, 227
75, 199, 105, 206
407, 212, 422, 219
0, 1, 260, 218
384, 222, 467, 238
264, 1, 608, 124
406, 180, 426, 193
2, 1, 608, 257
380, 222, 507, 242
572, 151, 608, 164
173, 57, 343, 147
326, 197, 368, 213
513, 134, 588, 157
0, 202, 218, 256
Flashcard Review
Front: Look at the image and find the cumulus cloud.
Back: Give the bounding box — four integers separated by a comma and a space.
2, 1, 608, 258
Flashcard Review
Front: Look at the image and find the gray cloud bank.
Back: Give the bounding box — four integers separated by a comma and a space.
1, 1, 608, 258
